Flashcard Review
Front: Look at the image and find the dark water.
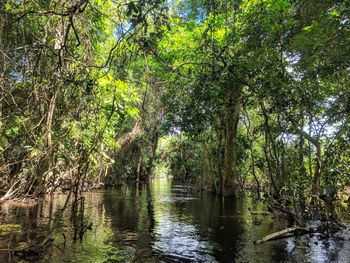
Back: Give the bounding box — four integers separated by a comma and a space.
1, 178, 350, 263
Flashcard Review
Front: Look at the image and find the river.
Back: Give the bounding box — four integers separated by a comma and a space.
0, 178, 350, 262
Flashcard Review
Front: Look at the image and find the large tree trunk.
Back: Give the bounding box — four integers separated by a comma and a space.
223, 88, 242, 196
0, 5, 13, 194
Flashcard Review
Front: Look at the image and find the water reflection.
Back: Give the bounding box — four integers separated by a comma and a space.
150, 180, 216, 262
1, 178, 350, 263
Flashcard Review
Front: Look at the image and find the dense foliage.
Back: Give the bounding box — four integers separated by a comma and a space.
155, 0, 350, 202
1, 0, 349, 209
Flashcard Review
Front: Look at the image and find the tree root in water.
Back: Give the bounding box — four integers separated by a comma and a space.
254, 219, 349, 245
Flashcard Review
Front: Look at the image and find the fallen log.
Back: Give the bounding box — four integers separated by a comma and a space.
254, 226, 309, 245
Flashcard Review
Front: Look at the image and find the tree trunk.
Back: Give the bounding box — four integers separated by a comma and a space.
260, 101, 279, 197
223, 88, 242, 196
202, 142, 215, 191
215, 129, 224, 194
0, 2, 6, 184
35, 89, 59, 195
136, 153, 142, 183
250, 142, 260, 199
312, 142, 322, 195
144, 129, 159, 180
243, 108, 261, 199
298, 109, 306, 208
288, 116, 322, 195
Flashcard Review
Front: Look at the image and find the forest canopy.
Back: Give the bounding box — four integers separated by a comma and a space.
0, 0, 349, 208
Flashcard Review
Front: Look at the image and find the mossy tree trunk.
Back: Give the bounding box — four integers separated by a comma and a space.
223, 87, 242, 196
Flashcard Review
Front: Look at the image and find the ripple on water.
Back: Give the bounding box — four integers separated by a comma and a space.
152, 213, 216, 262
159, 195, 198, 203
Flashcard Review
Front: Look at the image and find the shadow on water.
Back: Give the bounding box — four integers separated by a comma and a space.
1, 177, 350, 262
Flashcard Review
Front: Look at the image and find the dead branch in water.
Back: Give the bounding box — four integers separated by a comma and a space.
254, 226, 310, 244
